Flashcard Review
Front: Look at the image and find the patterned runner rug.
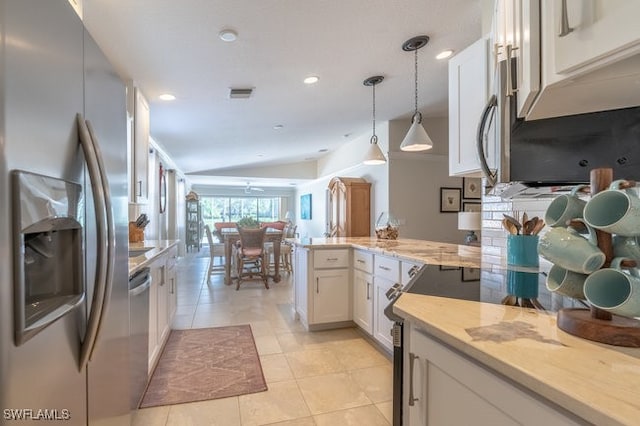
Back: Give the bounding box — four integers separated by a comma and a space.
140, 325, 267, 408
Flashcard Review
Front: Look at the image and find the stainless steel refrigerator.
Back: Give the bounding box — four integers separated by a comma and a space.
0, 1, 131, 424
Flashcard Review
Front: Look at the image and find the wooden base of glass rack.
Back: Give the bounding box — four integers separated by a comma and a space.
557, 308, 640, 347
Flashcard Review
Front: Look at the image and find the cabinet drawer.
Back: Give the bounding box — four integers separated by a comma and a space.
353, 250, 373, 274
313, 249, 349, 269
401, 261, 422, 285
373, 255, 400, 282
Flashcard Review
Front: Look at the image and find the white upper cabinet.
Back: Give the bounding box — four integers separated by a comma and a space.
553, 0, 640, 75
492, 0, 541, 118
448, 37, 492, 177
133, 88, 150, 203
503, 0, 640, 120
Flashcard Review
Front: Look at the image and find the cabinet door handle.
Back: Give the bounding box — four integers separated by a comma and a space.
366, 282, 370, 300
316, 277, 319, 294
170, 277, 175, 294
409, 352, 419, 406
559, 0, 573, 37
326, 257, 338, 261
137, 180, 142, 197
379, 265, 391, 271
505, 44, 515, 97
356, 259, 365, 264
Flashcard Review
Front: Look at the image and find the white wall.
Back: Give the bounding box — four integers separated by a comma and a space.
389, 155, 467, 242
295, 117, 473, 242
295, 126, 390, 238
387, 118, 473, 243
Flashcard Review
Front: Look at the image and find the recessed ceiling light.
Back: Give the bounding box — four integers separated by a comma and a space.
436, 49, 454, 60
273, 124, 284, 130
343, 133, 352, 138
159, 93, 176, 101
219, 29, 237, 42
318, 148, 328, 153
257, 154, 264, 157
303, 76, 319, 85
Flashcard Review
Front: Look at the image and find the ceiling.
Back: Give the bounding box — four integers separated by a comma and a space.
83, 0, 482, 188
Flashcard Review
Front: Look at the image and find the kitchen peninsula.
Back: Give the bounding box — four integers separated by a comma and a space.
293, 237, 640, 425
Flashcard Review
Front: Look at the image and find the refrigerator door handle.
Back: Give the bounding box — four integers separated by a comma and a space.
76, 114, 114, 371
85, 119, 116, 360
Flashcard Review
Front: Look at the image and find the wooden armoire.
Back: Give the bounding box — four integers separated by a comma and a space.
328, 177, 371, 237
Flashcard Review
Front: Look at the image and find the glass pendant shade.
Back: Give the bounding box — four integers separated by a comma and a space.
400, 113, 433, 151
363, 136, 386, 165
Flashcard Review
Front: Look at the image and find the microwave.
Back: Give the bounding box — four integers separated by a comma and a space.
477, 58, 640, 198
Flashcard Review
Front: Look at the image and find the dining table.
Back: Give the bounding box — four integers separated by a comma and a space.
220, 227, 284, 285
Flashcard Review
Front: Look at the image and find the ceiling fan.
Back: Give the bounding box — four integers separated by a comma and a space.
244, 182, 264, 194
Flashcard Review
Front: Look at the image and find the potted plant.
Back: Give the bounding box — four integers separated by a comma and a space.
236, 216, 259, 229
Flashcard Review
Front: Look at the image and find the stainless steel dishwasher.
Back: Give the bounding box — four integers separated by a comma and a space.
129, 267, 151, 409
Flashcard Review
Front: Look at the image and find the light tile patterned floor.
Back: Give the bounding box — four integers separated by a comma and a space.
133, 248, 393, 426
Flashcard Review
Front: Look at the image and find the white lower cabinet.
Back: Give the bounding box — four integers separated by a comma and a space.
353, 269, 373, 334
157, 261, 169, 347
294, 248, 309, 325
404, 324, 582, 426
312, 269, 350, 324
373, 275, 395, 352
166, 246, 178, 322
147, 245, 179, 373
294, 248, 350, 330
372, 254, 400, 352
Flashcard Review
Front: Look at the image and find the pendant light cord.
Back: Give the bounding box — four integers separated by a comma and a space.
414, 49, 418, 114
372, 82, 377, 140
413, 48, 421, 123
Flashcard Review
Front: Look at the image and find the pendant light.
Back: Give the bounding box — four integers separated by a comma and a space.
400, 35, 434, 152
363, 75, 386, 165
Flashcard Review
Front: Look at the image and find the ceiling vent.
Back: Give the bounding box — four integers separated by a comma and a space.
229, 88, 253, 99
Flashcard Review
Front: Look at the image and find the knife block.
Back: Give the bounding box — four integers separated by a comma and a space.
129, 222, 145, 243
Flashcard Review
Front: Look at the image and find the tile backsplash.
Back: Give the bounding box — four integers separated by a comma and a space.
481, 194, 552, 250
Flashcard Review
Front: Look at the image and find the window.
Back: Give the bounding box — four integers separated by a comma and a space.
200, 196, 282, 234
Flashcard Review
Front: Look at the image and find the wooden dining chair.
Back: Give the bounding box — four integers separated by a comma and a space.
204, 225, 225, 281
235, 227, 269, 290
265, 224, 296, 274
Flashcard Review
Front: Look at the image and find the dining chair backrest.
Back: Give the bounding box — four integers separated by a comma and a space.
204, 224, 215, 247
260, 221, 287, 231
283, 224, 297, 238
238, 227, 267, 254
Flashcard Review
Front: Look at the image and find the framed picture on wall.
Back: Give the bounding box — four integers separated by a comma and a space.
463, 178, 482, 199
440, 187, 461, 213
463, 202, 481, 212
300, 193, 312, 220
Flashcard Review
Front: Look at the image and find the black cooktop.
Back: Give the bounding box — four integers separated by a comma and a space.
403, 263, 585, 313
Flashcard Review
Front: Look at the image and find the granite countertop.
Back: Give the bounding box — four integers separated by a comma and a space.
291, 237, 482, 268
394, 294, 640, 426
128, 239, 179, 275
